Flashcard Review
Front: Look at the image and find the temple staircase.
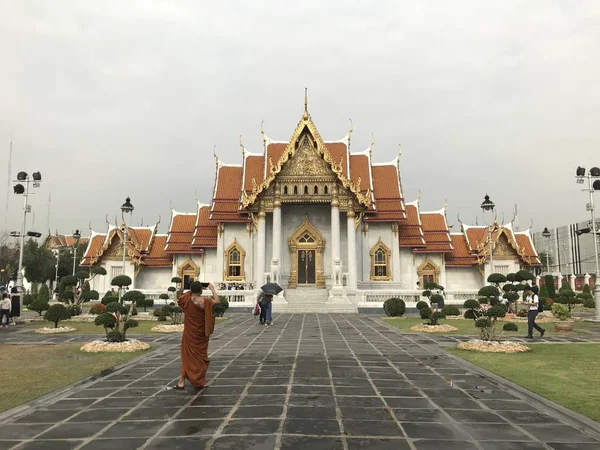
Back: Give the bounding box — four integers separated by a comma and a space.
276, 288, 357, 313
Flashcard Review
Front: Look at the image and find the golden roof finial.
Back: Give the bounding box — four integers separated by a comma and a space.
213, 145, 220, 166
239, 135, 245, 157
303, 87, 308, 120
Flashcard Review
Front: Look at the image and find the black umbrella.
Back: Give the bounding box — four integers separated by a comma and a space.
261, 282, 283, 295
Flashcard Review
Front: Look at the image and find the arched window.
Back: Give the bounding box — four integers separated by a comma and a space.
225, 239, 246, 281
324, 185, 329, 195
369, 239, 391, 281
304, 185, 309, 194
294, 185, 298, 195
417, 258, 439, 287
283, 186, 288, 195
314, 185, 318, 194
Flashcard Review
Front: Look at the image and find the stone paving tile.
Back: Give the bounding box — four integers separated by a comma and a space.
2, 313, 600, 450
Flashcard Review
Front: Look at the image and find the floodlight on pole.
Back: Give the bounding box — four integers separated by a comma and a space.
576, 166, 600, 321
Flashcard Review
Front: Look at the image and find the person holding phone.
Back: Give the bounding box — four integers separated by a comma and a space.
173, 281, 220, 390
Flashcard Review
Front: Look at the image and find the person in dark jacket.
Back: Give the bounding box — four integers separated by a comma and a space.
257, 292, 273, 325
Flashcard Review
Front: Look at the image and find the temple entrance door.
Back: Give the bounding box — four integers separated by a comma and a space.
297, 249, 316, 285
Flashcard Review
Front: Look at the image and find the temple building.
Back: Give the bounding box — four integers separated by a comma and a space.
80, 102, 540, 310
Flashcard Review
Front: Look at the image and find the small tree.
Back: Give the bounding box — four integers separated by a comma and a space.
60, 267, 106, 307
44, 304, 70, 329
38, 284, 50, 303
111, 275, 132, 303
170, 277, 183, 298
557, 283, 579, 311
159, 293, 170, 305
122, 290, 150, 311
502, 291, 519, 313
29, 294, 49, 316
23, 294, 35, 307
464, 299, 516, 341
420, 282, 445, 325
94, 301, 138, 342
544, 274, 556, 299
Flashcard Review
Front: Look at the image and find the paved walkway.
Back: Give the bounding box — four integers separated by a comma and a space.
1, 314, 600, 449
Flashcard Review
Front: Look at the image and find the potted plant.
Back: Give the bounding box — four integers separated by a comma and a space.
551, 303, 574, 332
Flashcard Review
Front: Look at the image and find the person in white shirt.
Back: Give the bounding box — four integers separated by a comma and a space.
0, 293, 11, 328
523, 285, 545, 338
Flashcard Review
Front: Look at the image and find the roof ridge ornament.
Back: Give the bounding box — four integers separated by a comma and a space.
303, 87, 308, 120
239, 135, 245, 158
213, 145, 220, 166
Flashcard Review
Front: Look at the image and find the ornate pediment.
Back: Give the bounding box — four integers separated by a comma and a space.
241, 109, 371, 209
279, 135, 334, 179
493, 234, 518, 260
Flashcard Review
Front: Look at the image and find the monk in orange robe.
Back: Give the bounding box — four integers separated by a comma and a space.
173, 281, 220, 390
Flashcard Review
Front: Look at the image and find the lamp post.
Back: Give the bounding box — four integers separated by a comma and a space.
542, 227, 551, 274
576, 166, 600, 321
12, 171, 42, 295
481, 194, 495, 281
71, 229, 81, 275
119, 197, 134, 302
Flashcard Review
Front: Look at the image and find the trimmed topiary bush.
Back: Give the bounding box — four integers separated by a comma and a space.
29, 295, 49, 316
487, 273, 507, 285
464, 299, 480, 310
544, 275, 556, 299
67, 304, 82, 317
214, 296, 230, 317
383, 298, 406, 317
23, 294, 35, 307
94, 300, 138, 341
584, 298, 595, 309
82, 290, 99, 302
44, 304, 71, 328
416, 300, 429, 310
159, 293, 170, 304
441, 305, 460, 316
419, 306, 432, 320
502, 322, 519, 332
429, 294, 444, 307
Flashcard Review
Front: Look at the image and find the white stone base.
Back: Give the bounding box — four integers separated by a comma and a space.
328, 287, 351, 303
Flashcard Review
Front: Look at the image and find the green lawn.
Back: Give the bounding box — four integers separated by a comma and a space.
383, 317, 592, 336
448, 344, 600, 422
0, 344, 152, 413
24, 317, 227, 334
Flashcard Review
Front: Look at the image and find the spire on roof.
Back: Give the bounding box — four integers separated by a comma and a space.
239, 134, 245, 159
303, 87, 308, 120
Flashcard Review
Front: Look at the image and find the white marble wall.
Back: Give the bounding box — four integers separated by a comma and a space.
135, 267, 172, 291
359, 223, 395, 284
445, 267, 482, 290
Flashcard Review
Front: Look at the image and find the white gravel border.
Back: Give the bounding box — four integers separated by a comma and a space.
80, 339, 150, 353
409, 324, 459, 333
34, 326, 77, 334
151, 324, 184, 333
457, 339, 531, 353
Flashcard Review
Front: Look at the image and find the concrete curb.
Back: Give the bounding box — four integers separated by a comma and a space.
0, 345, 163, 424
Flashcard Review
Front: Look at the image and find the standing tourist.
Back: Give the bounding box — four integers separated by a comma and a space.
9, 287, 20, 326
0, 293, 11, 328
524, 285, 545, 338
173, 281, 219, 390
257, 291, 273, 325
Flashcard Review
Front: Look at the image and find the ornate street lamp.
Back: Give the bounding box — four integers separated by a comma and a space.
575, 167, 600, 321
119, 197, 134, 302
542, 227, 551, 274
72, 229, 81, 275
480, 194, 495, 280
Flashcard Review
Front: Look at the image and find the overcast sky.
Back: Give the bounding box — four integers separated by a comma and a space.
1, 1, 599, 239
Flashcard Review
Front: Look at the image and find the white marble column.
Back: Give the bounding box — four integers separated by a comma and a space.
216, 224, 224, 280
271, 186, 282, 283
391, 223, 401, 283
331, 187, 341, 285
347, 206, 357, 289
256, 206, 266, 286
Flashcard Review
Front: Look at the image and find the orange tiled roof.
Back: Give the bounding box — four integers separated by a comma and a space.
515, 231, 541, 265
141, 235, 172, 267
211, 165, 247, 222
464, 226, 488, 252
349, 154, 371, 193
417, 211, 453, 253
398, 203, 425, 247
80, 233, 105, 265
368, 165, 406, 221
45, 233, 89, 249
445, 234, 480, 266
243, 155, 265, 192
192, 205, 218, 248
266, 143, 287, 170
164, 212, 197, 253
325, 142, 349, 177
